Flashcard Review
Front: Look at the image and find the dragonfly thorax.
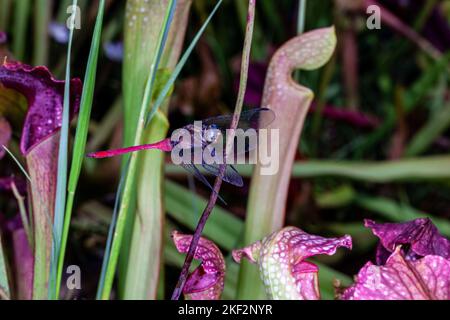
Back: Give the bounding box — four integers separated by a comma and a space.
204, 124, 221, 143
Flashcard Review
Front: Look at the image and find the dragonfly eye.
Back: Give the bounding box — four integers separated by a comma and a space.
205, 127, 220, 143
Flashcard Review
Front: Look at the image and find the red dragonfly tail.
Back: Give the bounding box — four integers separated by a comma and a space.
87, 138, 172, 159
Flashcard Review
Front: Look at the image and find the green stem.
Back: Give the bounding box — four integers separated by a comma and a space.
49, 0, 78, 300
12, 0, 31, 61
297, 0, 307, 35
33, 0, 51, 66
97, 0, 176, 300
52, 0, 105, 300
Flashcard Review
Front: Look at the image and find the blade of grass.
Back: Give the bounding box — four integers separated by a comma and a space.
49, 0, 78, 300
165, 181, 243, 251
0, 233, 10, 300
122, 0, 175, 147
164, 184, 353, 300
170, 0, 255, 300
354, 194, 450, 236
233, 0, 264, 60
355, 52, 450, 157
97, 0, 178, 300
11, 181, 32, 246
166, 155, 450, 182
297, 0, 307, 35
99, 0, 224, 299
51, 0, 106, 300
118, 0, 176, 295
33, 0, 51, 66
86, 97, 122, 153
0, 0, 12, 30
236, 27, 337, 299
96, 165, 126, 299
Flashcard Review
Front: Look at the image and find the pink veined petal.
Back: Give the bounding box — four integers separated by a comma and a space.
341, 247, 450, 300
172, 231, 225, 300
232, 226, 352, 300
0, 61, 82, 155
365, 218, 450, 264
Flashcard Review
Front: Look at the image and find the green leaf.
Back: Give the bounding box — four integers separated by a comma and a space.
11, 0, 30, 61
0, 233, 10, 300
97, 0, 178, 300
166, 155, 450, 182
33, 0, 51, 65
51, 0, 106, 300
405, 102, 450, 156
49, 0, 79, 300
121, 111, 169, 299
165, 181, 243, 251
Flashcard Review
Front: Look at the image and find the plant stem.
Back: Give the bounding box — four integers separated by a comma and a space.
33, 0, 51, 66
297, 0, 307, 35
170, 0, 256, 300
97, 0, 177, 299
49, 0, 78, 300
11, 181, 32, 246
12, 0, 30, 61
54, 0, 106, 299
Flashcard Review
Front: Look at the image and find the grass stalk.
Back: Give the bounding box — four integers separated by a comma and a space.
97, 0, 177, 299
11, 181, 32, 247
12, 0, 31, 61
170, 0, 256, 300
236, 27, 337, 299
0, 0, 12, 30
49, 0, 79, 300
51, 0, 106, 299
122, 111, 168, 299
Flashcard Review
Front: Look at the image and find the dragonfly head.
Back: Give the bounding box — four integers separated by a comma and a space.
204, 124, 221, 143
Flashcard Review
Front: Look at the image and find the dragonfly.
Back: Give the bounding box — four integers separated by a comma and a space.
87, 107, 275, 194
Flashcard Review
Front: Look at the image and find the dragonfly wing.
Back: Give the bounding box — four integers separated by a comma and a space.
202, 108, 275, 131
202, 108, 275, 155
202, 163, 244, 187
180, 163, 227, 204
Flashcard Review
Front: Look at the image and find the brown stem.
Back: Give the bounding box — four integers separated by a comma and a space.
170, 167, 226, 300
171, 0, 256, 300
